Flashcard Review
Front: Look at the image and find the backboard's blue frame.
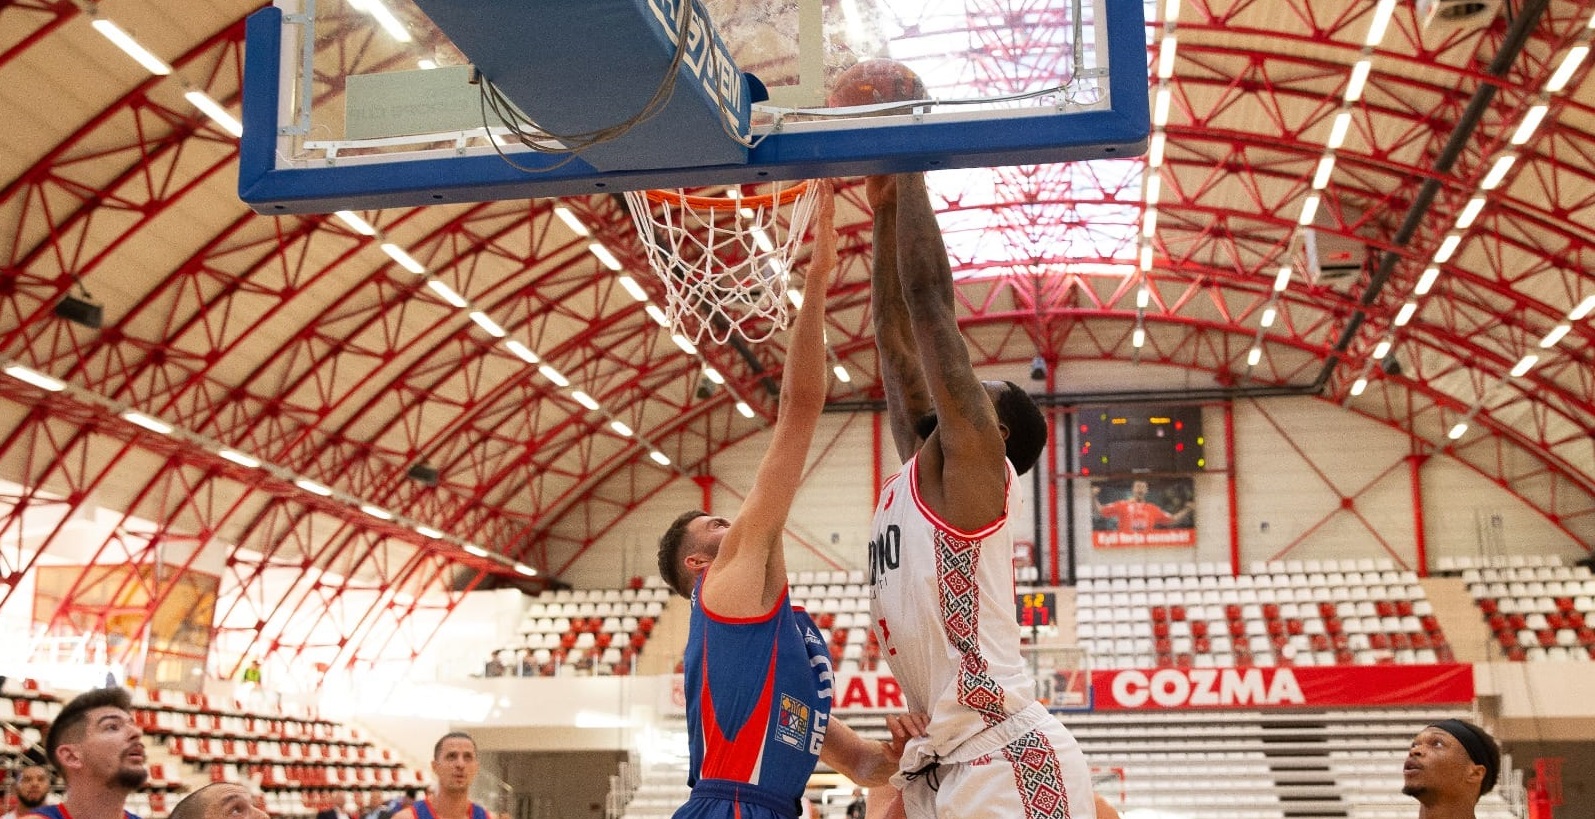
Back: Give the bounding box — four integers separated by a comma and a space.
238, 0, 1149, 214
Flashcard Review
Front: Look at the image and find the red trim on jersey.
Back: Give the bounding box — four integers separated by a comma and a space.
697, 623, 781, 782
906, 457, 1009, 539
696, 571, 788, 624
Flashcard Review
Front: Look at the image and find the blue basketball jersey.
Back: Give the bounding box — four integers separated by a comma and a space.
412, 799, 487, 819
29, 805, 140, 819
677, 576, 834, 818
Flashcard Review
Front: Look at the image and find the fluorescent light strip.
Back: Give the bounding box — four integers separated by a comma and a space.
1510, 105, 1548, 145
1273, 266, 1292, 292
1312, 155, 1336, 190
463, 543, 490, 557
1432, 234, 1462, 264
1139, 244, 1154, 272
183, 91, 244, 137
1372, 339, 1392, 359
1157, 36, 1178, 79
537, 365, 570, 388
1260, 307, 1276, 328
1142, 209, 1158, 237
3, 364, 65, 392
645, 304, 670, 327
469, 311, 506, 337
218, 448, 261, 468
1414, 267, 1441, 296
1481, 155, 1515, 190
1447, 422, 1468, 440
1246, 347, 1262, 366
1510, 355, 1539, 378
1145, 174, 1162, 206
571, 390, 600, 410
1327, 111, 1352, 150
750, 228, 775, 254
505, 340, 540, 364
1455, 197, 1486, 229
427, 280, 468, 308
514, 562, 538, 576
294, 478, 333, 496
588, 242, 623, 271
649, 450, 671, 466
334, 210, 377, 236
1364, 0, 1398, 47
1297, 194, 1321, 226
1132, 327, 1146, 348
122, 411, 173, 435
1152, 88, 1172, 127
788, 289, 805, 309
90, 18, 172, 75
1350, 378, 1368, 396
672, 334, 698, 355
364, 0, 413, 42
618, 275, 649, 302
1547, 45, 1589, 93
1393, 302, 1417, 326
554, 206, 591, 237
1569, 294, 1595, 320
735, 401, 755, 418
1148, 132, 1167, 168
703, 367, 725, 384
832, 364, 851, 383
381, 242, 426, 274
416, 525, 444, 539
360, 504, 394, 521
417, 59, 438, 70
1137, 286, 1151, 309
610, 420, 633, 437
1344, 60, 1372, 102
1539, 324, 1571, 348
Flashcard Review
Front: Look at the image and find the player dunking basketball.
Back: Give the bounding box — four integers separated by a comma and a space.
866, 171, 1097, 819
657, 182, 917, 819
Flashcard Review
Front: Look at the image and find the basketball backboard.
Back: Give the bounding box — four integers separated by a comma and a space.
239, 0, 1149, 214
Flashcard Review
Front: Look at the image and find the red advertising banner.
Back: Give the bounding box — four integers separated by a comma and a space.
1090, 664, 1474, 710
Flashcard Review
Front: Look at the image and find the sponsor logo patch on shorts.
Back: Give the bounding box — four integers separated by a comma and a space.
776, 693, 810, 748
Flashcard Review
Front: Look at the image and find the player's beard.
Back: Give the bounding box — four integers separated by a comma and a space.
1400, 783, 1424, 798
18, 792, 47, 810
115, 766, 150, 790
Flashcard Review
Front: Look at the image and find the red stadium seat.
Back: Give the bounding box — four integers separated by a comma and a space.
1153, 621, 1169, 638
1150, 606, 1168, 622
1396, 600, 1414, 617
1478, 598, 1498, 615
1194, 636, 1211, 654
1267, 619, 1285, 636
1375, 601, 1396, 618
1169, 605, 1187, 621
1228, 620, 1247, 637
1318, 602, 1337, 619
1286, 619, 1304, 636
1262, 603, 1280, 620
1225, 604, 1242, 621
1190, 620, 1209, 638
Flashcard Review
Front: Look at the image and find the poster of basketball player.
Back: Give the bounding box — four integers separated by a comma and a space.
1089, 476, 1196, 548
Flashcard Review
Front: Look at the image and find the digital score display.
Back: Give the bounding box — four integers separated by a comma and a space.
1077, 404, 1205, 476
1016, 591, 1057, 628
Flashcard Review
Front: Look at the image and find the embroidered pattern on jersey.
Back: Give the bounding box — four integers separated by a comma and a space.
1001, 729, 1070, 819
932, 528, 1007, 726
776, 693, 811, 748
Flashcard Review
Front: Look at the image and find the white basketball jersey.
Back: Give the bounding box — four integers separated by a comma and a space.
868, 454, 1036, 754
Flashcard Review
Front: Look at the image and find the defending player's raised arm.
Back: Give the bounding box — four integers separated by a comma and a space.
890, 172, 1007, 530
699, 181, 837, 618
868, 175, 933, 462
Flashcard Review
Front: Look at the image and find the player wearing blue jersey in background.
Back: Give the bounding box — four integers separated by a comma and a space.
37, 688, 146, 819
657, 182, 920, 819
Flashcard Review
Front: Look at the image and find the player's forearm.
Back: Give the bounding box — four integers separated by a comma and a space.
871, 181, 932, 458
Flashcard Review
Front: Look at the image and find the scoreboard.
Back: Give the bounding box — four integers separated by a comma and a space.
1077, 404, 1205, 476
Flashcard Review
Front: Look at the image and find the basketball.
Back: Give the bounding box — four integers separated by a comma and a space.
826, 59, 927, 108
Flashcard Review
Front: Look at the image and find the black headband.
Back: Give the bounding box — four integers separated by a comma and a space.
1430, 719, 1496, 779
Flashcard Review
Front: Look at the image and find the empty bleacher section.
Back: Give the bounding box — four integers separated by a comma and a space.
504, 582, 670, 677
1070, 707, 1518, 819
1076, 560, 1450, 669
1447, 555, 1595, 662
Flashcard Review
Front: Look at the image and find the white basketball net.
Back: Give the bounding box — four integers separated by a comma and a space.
624, 181, 819, 345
